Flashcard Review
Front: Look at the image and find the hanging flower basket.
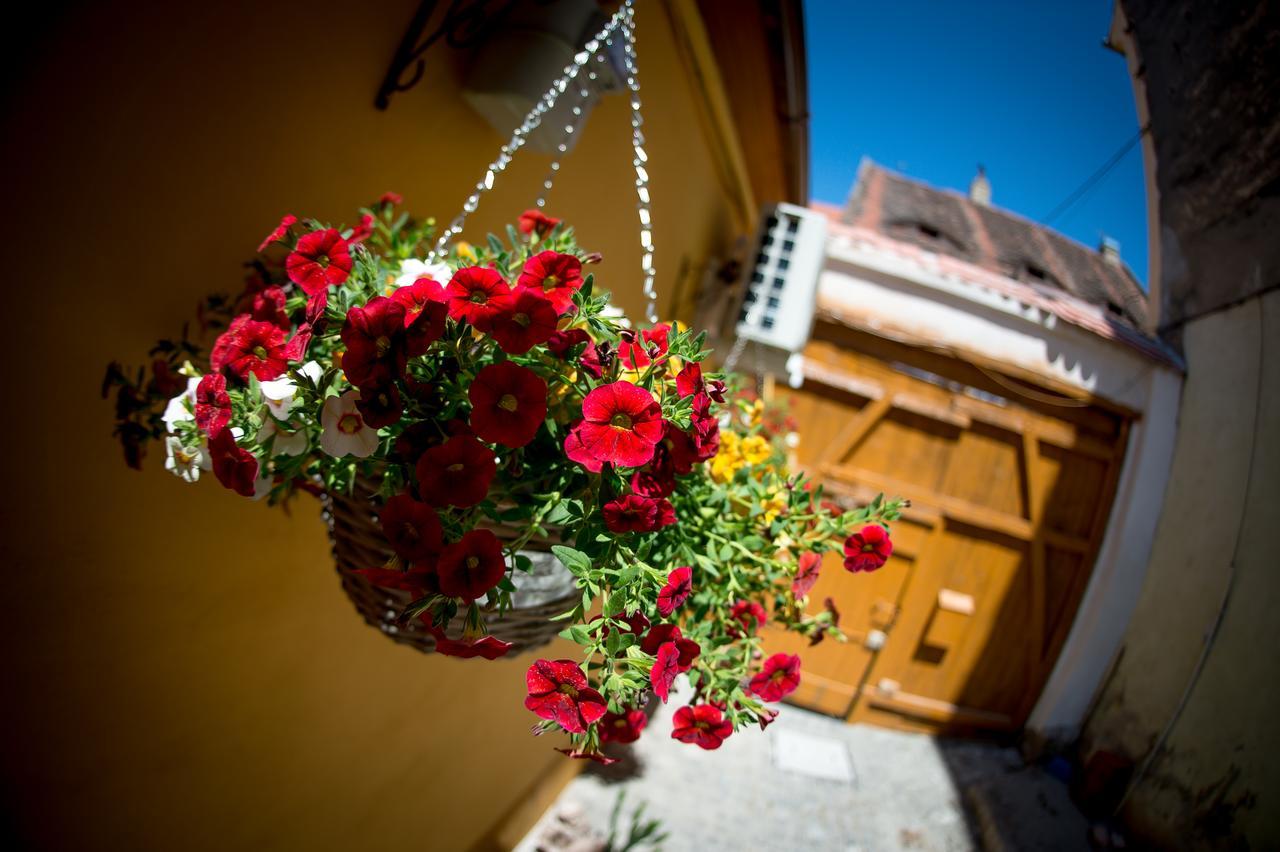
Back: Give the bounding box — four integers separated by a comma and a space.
105, 201, 904, 760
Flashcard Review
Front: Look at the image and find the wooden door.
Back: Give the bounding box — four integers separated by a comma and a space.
764, 323, 1130, 735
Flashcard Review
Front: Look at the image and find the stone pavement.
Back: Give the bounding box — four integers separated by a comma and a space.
516, 685, 1095, 852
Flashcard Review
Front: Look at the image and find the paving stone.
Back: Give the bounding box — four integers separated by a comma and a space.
517, 686, 1088, 852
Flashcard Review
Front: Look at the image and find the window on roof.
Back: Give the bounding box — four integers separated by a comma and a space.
886, 218, 967, 255
1006, 258, 1061, 289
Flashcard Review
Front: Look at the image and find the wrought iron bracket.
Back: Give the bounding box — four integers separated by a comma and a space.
375, 0, 528, 110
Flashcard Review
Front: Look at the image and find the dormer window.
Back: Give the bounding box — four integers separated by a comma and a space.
887, 218, 967, 255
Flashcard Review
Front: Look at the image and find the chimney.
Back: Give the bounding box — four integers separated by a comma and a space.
1099, 235, 1122, 265
969, 164, 991, 206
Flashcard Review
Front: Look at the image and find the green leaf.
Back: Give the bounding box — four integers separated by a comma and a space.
551, 545, 592, 576
559, 625, 591, 645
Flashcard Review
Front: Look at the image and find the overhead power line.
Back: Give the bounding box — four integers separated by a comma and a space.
1042, 125, 1149, 225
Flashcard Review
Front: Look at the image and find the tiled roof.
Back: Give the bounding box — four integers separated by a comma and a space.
841, 161, 1150, 330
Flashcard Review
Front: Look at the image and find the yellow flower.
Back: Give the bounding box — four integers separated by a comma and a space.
709, 431, 744, 483
761, 489, 788, 525
748, 399, 765, 427
456, 241, 478, 263
740, 435, 772, 466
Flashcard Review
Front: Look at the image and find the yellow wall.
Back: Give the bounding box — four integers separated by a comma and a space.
0, 1, 747, 849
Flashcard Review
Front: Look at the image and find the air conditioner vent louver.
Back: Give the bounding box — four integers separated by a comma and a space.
734, 203, 827, 354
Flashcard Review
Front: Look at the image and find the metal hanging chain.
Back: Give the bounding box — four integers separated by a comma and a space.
532, 51, 604, 209
619, 4, 658, 324
431, 0, 660, 326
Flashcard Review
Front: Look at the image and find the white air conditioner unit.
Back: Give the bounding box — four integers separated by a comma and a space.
731, 203, 827, 383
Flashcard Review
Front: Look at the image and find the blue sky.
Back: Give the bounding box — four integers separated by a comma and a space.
805, 0, 1148, 284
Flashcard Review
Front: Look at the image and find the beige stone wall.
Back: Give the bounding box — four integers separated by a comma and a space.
1082, 290, 1280, 849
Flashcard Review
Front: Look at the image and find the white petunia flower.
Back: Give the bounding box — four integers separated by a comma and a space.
395, 257, 453, 289
162, 376, 201, 433
251, 469, 274, 502
260, 360, 323, 420
164, 436, 205, 483
320, 390, 380, 458
257, 418, 309, 457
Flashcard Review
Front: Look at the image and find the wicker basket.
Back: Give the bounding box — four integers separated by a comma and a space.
321, 477, 578, 655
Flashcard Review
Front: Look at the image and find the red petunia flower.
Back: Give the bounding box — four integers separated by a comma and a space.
688, 393, 721, 461
415, 434, 497, 508
546, 328, 591, 359
379, 191, 402, 207
422, 622, 513, 660
306, 290, 328, 326
518, 209, 561, 237
792, 551, 822, 598
656, 566, 693, 616
602, 494, 676, 533
651, 642, 684, 703
468, 361, 547, 448
749, 653, 802, 702
810, 597, 842, 647
598, 709, 647, 744
631, 458, 676, 498
555, 747, 619, 765
347, 213, 375, 245
516, 251, 584, 314
285, 323, 313, 363
251, 285, 290, 329
675, 362, 726, 403
286, 228, 352, 295
194, 373, 231, 435
564, 422, 603, 473
210, 315, 288, 381
844, 524, 893, 573
640, 624, 700, 669
524, 658, 607, 734
620, 610, 651, 637
578, 338, 605, 378
390, 276, 448, 356
355, 382, 403, 429
671, 704, 733, 750
575, 381, 664, 468
208, 428, 258, 497
436, 528, 506, 603
618, 324, 670, 371
657, 422, 701, 475
728, 600, 767, 637
757, 707, 780, 730
257, 214, 297, 253
380, 493, 443, 565
355, 566, 435, 595
445, 266, 513, 332
491, 288, 559, 354
341, 296, 407, 389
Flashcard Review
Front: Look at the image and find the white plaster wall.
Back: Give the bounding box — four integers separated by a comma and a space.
821, 243, 1166, 412
1028, 365, 1181, 738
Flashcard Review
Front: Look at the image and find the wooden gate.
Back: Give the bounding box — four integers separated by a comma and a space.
765, 321, 1131, 735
